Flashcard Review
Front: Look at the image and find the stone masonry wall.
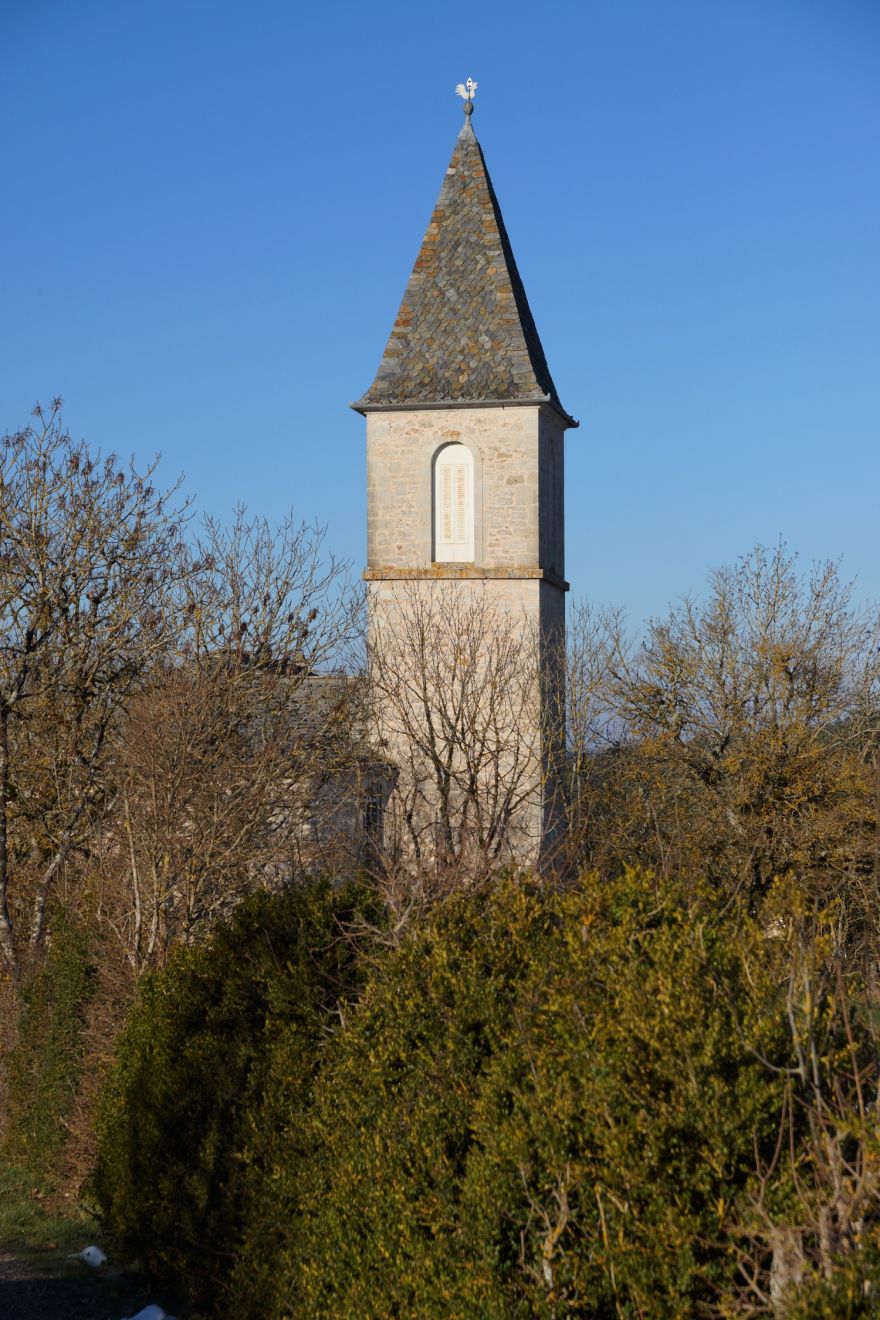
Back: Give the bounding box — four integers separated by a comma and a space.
367, 576, 567, 867
366, 404, 565, 577
364, 402, 569, 869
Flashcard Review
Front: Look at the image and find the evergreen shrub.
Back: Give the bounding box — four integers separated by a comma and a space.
93, 879, 370, 1314
3, 910, 97, 1184
95, 869, 825, 1317
285, 870, 785, 1318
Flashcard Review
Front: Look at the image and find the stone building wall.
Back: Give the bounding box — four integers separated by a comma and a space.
364, 400, 568, 869
366, 403, 566, 580
366, 576, 566, 869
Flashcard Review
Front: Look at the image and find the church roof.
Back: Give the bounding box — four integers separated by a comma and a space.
353, 110, 574, 425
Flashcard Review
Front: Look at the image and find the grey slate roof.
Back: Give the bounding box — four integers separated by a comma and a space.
354, 114, 572, 422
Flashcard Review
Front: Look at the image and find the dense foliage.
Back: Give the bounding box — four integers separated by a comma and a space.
290, 872, 787, 1318
93, 881, 370, 1314
2, 911, 97, 1183
93, 867, 880, 1319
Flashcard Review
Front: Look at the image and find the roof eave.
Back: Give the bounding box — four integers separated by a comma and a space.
349, 395, 579, 430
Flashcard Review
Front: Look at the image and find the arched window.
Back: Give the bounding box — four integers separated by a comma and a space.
433, 443, 474, 562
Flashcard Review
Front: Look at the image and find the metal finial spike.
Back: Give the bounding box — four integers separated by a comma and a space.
454, 77, 478, 114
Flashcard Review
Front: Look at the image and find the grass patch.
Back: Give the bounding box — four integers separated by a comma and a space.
0, 1162, 183, 1318
0, 1163, 100, 1269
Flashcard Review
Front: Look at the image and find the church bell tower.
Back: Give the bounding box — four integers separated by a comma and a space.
353, 87, 577, 867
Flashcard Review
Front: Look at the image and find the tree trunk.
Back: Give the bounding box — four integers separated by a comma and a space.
769, 1225, 805, 1315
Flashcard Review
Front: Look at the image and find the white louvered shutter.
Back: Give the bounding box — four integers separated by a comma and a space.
434, 444, 474, 562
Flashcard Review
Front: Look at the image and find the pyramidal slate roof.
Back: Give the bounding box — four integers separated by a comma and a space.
354, 111, 574, 424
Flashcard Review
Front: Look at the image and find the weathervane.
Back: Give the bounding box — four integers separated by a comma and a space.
455, 77, 478, 117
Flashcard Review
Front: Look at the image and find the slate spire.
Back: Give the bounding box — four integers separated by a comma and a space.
354, 106, 573, 424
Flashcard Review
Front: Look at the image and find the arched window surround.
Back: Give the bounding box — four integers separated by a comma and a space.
431, 441, 480, 564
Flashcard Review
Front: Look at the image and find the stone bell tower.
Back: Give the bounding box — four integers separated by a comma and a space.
352, 87, 577, 868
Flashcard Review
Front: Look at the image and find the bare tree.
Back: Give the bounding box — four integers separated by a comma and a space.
566, 545, 880, 908
367, 584, 561, 895
728, 901, 880, 1316
559, 599, 628, 871
94, 509, 363, 971
0, 401, 188, 981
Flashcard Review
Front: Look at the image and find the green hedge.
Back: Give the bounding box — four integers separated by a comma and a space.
93, 880, 371, 1315
98, 870, 875, 1317
3, 911, 97, 1184
285, 872, 786, 1317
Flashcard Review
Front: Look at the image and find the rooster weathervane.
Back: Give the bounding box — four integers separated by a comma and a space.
455, 77, 478, 116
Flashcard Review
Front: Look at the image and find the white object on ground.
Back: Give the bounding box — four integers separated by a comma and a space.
121, 1306, 177, 1320
68, 1244, 107, 1267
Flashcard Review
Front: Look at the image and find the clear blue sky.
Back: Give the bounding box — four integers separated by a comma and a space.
2, 0, 878, 626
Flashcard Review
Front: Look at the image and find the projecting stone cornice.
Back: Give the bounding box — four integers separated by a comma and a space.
351, 396, 578, 429
363, 565, 569, 591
